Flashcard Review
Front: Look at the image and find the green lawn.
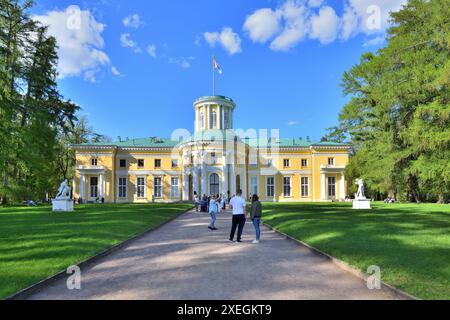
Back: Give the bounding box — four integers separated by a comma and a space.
0, 203, 192, 299
263, 202, 450, 300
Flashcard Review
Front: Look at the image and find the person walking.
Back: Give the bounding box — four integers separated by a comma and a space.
194, 192, 200, 212
249, 194, 262, 244
208, 195, 218, 230
229, 189, 247, 243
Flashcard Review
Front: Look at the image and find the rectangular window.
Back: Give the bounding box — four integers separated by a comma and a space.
266, 177, 275, 198
91, 158, 98, 166
328, 177, 336, 198
154, 159, 161, 168
119, 159, 126, 168
119, 177, 127, 198
328, 158, 335, 166
283, 159, 290, 167
301, 159, 308, 167
137, 177, 146, 198
171, 159, 178, 168
267, 159, 273, 167
154, 177, 162, 198
138, 159, 145, 168
283, 177, 292, 197
90, 177, 98, 198
250, 176, 258, 196
170, 177, 179, 198
210, 152, 216, 164
224, 110, 230, 129
301, 177, 309, 197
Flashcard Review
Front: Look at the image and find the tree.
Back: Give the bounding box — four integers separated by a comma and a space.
325, 0, 450, 203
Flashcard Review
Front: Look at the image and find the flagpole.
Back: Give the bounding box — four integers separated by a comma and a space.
213, 55, 215, 96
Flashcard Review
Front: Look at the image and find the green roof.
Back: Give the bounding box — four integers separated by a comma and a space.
73, 131, 350, 149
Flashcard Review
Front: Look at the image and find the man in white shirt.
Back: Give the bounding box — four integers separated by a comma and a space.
229, 189, 247, 243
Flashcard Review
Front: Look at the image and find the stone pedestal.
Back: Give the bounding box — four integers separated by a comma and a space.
52, 199, 74, 212
353, 198, 372, 210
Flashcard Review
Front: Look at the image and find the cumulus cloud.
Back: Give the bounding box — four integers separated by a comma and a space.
120, 33, 142, 53
310, 6, 339, 44
242, 0, 408, 51
34, 5, 111, 81
111, 66, 121, 76
204, 27, 242, 55
243, 8, 281, 43
123, 14, 143, 28
147, 44, 157, 58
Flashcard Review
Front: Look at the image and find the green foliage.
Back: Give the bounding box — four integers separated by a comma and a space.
0, 1, 109, 203
324, 0, 450, 202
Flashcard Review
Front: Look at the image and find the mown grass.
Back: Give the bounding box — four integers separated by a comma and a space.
0, 203, 192, 299
263, 202, 450, 300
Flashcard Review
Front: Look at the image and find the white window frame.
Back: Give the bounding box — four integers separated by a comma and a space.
328, 176, 336, 198
91, 158, 98, 166
266, 176, 275, 198
301, 177, 309, 197
171, 159, 179, 168
283, 176, 292, 197
154, 177, 163, 198
210, 109, 217, 129
224, 110, 230, 129
301, 159, 308, 167
89, 176, 98, 199
136, 176, 146, 199
283, 159, 290, 168
328, 157, 335, 166
170, 177, 180, 198
250, 176, 259, 196
199, 111, 205, 129
118, 176, 128, 199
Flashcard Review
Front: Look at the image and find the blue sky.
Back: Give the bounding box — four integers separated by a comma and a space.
32, 0, 407, 142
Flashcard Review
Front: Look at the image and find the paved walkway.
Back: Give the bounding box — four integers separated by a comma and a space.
29, 210, 400, 300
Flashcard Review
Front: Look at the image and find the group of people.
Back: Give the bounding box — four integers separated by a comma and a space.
194, 189, 263, 244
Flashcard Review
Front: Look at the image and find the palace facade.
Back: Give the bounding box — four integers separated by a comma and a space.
73, 95, 350, 203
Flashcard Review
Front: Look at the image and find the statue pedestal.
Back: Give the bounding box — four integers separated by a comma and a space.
353, 198, 372, 210
52, 199, 74, 212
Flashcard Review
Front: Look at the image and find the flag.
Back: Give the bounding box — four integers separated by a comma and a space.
213, 56, 222, 75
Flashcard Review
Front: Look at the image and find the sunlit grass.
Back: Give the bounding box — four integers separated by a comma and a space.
0, 203, 192, 299
263, 202, 450, 300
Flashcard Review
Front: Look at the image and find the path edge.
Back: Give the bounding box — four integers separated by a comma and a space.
6, 206, 194, 301
262, 222, 419, 301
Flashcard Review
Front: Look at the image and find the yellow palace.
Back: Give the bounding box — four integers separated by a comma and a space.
73, 95, 350, 203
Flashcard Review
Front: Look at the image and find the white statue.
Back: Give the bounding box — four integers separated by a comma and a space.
56, 179, 71, 200
355, 178, 366, 199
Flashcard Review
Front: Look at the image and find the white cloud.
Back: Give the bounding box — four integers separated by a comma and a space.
120, 33, 142, 53
288, 121, 299, 126
204, 27, 242, 55
308, 0, 323, 7
34, 5, 111, 81
111, 66, 121, 76
169, 57, 191, 69
340, 0, 408, 39
242, 0, 408, 51
243, 8, 281, 43
310, 6, 339, 44
363, 35, 386, 47
147, 44, 157, 58
123, 14, 143, 28
270, 0, 309, 51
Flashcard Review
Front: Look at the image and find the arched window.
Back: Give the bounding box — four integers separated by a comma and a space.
210, 109, 217, 129
210, 173, 220, 195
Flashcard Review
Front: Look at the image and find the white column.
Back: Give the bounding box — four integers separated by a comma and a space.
201, 157, 207, 196
99, 174, 105, 198
79, 175, 85, 200
222, 155, 228, 195
207, 105, 211, 129
193, 153, 199, 195
182, 167, 189, 201
229, 164, 236, 196
221, 105, 224, 129
321, 173, 326, 200
340, 173, 346, 199
242, 160, 247, 199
